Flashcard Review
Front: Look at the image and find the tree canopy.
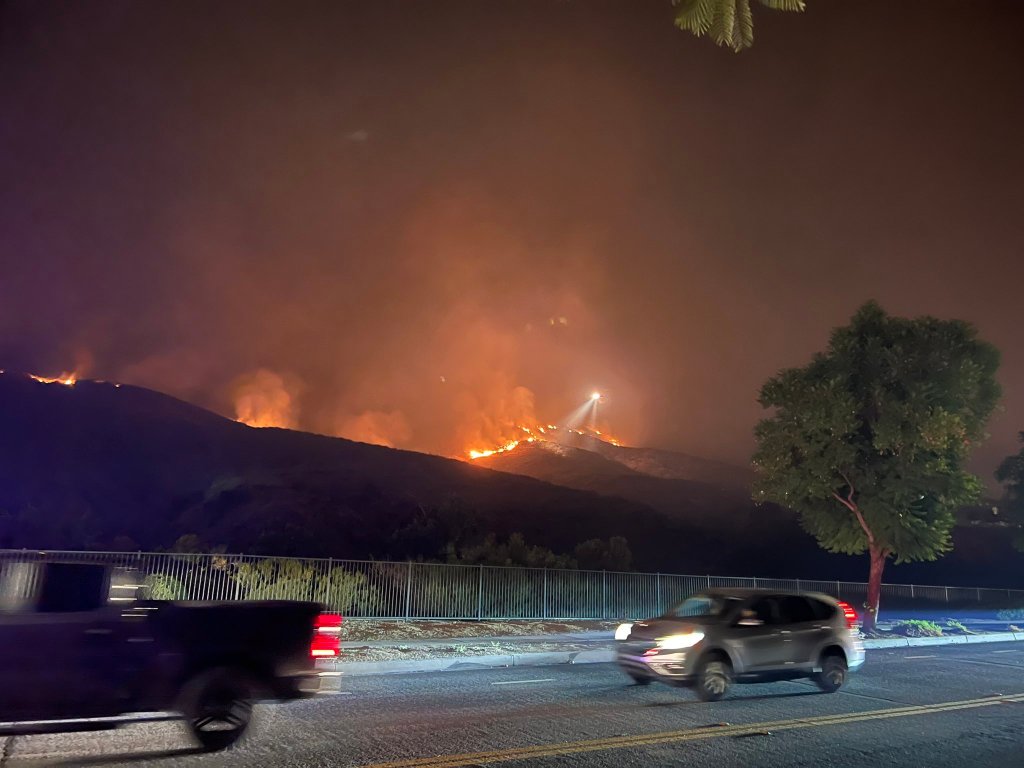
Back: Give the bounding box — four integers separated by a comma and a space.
752, 301, 1000, 626
995, 435, 1024, 551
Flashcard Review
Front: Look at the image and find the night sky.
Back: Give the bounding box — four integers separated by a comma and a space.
2, 1, 1022, 480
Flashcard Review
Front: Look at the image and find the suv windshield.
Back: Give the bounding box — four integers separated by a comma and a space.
667, 595, 740, 619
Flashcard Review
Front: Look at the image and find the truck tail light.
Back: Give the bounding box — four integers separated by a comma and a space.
837, 601, 858, 630
311, 613, 342, 658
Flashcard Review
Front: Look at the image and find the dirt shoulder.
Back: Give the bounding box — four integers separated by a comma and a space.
339, 619, 618, 642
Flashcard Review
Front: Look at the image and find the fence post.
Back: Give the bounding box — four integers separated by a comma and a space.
752, 577, 758, 590
910, 584, 915, 599
706, 574, 711, 590
656, 573, 662, 614
404, 561, 413, 620
477, 564, 484, 620
543, 568, 548, 619
322, 558, 333, 608
796, 578, 801, 592
944, 586, 949, 603
836, 581, 841, 599
602, 571, 607, 620
232, 555, 242, 601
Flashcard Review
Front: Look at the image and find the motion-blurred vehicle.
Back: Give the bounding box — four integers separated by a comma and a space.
615, 588, 864, 701
0, 559, 340, 751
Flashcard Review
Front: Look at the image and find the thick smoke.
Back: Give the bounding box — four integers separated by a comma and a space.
337, 409, 411, 448
2, 2, 1022, 475
232, 369, 301, 429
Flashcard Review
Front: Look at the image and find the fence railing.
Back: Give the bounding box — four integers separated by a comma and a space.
3, 549, 1023, 620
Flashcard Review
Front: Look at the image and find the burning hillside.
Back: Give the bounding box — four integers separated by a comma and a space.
467, 423, 621, 461
465, 391, 622, 460
27, 371, 78, 386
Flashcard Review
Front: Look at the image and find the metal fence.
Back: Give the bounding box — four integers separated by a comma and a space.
3, 549, 1023, 620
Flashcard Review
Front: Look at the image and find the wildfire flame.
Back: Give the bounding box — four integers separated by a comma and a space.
233, 369, 298, 429
466, 423, 621, 459
468, 440, 521, 460
29, 372, 77, 387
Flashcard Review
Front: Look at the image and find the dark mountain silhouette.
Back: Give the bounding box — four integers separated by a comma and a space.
535, 431, 754, 489
0, 372, 1020, 585
473, 440, 751, 514
0, 373, 675, 561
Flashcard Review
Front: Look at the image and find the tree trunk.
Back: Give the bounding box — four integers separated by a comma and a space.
863, 545, 886, 633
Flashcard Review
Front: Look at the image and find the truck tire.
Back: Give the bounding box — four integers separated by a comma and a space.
180, 667, 256, 752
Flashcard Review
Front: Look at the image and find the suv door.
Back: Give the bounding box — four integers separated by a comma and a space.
731, 596, 788, 672
776, 596, 832, 670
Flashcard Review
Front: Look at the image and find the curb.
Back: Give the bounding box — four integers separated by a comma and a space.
318, 633, 1022, 683
863, 631, 1021, 649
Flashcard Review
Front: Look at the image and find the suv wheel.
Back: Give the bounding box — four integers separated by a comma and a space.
627, 672, 652, 686
815, 654, 848, 693
695, 656, 732, 702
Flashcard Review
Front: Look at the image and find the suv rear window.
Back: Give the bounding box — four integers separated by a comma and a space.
777, 595, 816, 624
807, 597, 836, 621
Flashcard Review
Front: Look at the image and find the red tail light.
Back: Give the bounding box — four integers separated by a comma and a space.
837, 601, 858, 630
311, 613, 342, 658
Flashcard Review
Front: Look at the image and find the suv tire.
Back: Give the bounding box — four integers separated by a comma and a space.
695, 656, 732, 702
815, 653, 848, 693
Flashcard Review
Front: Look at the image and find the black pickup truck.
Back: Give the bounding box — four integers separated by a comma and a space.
0, 559, 336, 751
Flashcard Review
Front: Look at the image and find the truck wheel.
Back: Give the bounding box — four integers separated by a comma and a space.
695, 655, 732, 702
814, 654, 848, 693
180, 667, 256, 752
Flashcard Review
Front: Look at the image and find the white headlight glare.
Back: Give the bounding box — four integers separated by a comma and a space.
656, 632, 705, 650
615, 623, 633, 641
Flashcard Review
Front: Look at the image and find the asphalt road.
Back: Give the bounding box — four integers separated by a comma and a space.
2, 642, 1022, 767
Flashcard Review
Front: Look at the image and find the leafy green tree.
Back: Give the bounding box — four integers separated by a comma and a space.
995, 434, 1024, 551
673, 0, 806, 52
752, 302, 1000, 630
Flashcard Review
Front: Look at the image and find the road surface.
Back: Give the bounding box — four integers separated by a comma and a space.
2, 641, 1022, 767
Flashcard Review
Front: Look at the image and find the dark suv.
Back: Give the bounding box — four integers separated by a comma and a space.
615, 589, 865, 701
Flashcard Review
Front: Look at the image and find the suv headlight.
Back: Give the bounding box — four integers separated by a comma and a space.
656, 632, 704, 650
615, 623, 633, 641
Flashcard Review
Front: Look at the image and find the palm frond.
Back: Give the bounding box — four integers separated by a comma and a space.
708, 0, 734, 48
732, 0, 755, 51
675, 0, 766, 52
673, 0, 719, 36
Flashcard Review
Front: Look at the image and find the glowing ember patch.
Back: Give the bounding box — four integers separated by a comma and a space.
29, 372, 77, 387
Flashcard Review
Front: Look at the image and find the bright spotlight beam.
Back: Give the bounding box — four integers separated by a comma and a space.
591, 392, 601, 401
